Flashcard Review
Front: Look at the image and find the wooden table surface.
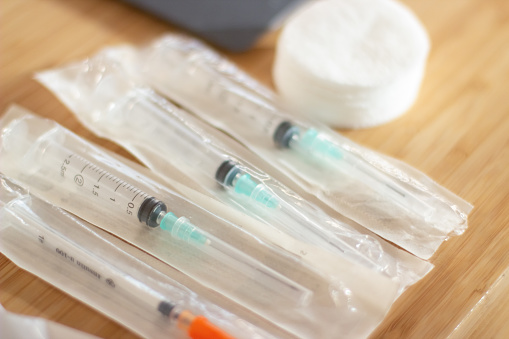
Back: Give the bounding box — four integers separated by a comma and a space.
1, 0, 508, 338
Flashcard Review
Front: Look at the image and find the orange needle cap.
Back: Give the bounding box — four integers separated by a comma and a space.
188, 316, 236, 339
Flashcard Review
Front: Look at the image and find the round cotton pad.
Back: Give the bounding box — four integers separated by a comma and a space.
273, 0, 430, 128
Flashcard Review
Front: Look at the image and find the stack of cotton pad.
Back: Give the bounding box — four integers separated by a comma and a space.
273, 0, 430, 128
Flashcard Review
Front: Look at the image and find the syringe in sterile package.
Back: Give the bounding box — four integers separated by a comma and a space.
128, 34, 473, 260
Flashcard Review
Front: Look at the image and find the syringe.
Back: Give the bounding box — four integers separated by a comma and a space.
143, 43, 434, 219
0, 117, 312, 307
2, 198, 235, 339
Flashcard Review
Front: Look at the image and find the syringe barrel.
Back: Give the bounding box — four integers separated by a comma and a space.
143, 47, 284, 140
147, 36, 276, 101
4, 125, 160, 228
96, 91, 228, 180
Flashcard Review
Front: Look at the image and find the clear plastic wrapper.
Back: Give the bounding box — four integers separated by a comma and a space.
0, 106, 402, 338
0, 304, 100, 339
128, 33, 473, 259
0, 174, 267, 339
37, 49, 433, 292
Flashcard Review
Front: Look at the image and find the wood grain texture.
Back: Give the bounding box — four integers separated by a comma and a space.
1, 0, 508, 338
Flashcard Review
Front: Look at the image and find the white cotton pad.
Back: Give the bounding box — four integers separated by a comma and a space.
273, 0, 430, 128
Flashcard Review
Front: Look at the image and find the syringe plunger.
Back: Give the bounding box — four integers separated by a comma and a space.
138, 197, 167, 228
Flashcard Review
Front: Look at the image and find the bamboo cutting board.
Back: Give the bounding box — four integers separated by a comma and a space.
1, 0, 509, 338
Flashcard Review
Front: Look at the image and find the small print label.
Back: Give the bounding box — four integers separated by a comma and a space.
36, 233, 117, 289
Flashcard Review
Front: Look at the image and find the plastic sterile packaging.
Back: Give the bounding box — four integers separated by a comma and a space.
0, 106, 401, 339
0, 174, 267, 339
0, 304, 100, 339
129, 34, 472, 260
36, 49, 433, 293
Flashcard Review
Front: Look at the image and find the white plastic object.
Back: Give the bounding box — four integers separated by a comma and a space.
273, 0, 431, 128
36, 50, 434, 292
125, 33, 472, 260
0, 175, 269, 339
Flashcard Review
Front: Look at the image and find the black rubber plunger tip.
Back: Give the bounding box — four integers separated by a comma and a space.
158, 301, 176, 317
138, 197, 167, 228
215, 160, 239, 186
273, 121, 298, 148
